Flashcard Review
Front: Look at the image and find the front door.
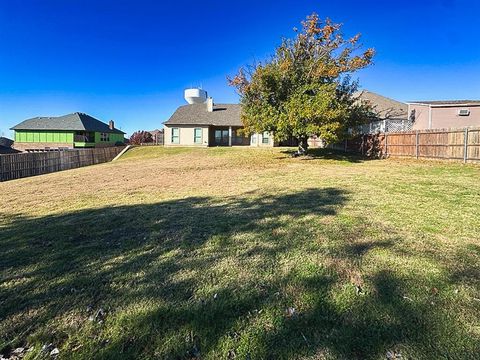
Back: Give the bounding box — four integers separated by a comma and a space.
214, 129, 229, 146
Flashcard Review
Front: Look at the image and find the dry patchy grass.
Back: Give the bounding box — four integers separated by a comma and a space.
1, 147, 479, 359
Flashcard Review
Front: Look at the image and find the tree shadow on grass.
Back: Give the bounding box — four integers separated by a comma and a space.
0, 189, 343, 356
1, 188, 478, 359
279, 148, 369, 163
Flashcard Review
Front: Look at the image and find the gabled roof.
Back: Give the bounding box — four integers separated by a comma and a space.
164, 103, 242, 126
0, 137, 19, 153
11, 112, 125, 134
0, 145, 20, 154
148, 129, 164, 135
0, 137, 13, 147
355, 90, 408, 120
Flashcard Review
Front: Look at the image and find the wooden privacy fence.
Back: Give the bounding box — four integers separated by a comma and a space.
0, 146, 125, 182
331, 128, 480, 163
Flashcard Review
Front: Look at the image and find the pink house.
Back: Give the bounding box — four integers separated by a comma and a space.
408, 100, 480, 130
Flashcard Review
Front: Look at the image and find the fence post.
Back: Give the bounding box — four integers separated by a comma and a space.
464, 127, 469, 163
344, 139, 348, 152
415, 130, 419, 159
384, 132, 388, 158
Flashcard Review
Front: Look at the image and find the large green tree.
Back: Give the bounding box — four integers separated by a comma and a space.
228, 13, 375, 153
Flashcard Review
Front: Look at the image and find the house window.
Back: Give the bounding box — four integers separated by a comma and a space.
194, 128, 202, 144
262, 131, 270, 144
100, 133, 110, 142
171, 128, 180, 144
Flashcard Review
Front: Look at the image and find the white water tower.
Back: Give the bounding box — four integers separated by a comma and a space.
184, 88, 208, 104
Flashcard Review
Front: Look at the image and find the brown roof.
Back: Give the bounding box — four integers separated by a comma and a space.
355, 90, 408, 120
164, 103, 242, 126
148, 129, 164, 135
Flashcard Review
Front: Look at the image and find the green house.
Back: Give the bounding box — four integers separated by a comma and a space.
11, 112, 125, 151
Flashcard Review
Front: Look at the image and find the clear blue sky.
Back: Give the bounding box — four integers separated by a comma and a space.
1, 0, 479, 137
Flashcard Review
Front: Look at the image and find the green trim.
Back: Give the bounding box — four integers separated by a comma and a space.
74, 142, 96, 148
14, 130, 74, 143
14, 130, 124, 146
94, 132, 124, 144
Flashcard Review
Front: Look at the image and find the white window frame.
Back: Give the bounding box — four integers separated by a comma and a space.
100, 132, 110, 142
171, 128, 180, 144
194, 128, 202, 144
262, 131, 269, 144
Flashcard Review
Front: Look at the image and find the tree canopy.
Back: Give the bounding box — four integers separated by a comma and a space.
129, 131, 153, 145
228, 13, 375, 152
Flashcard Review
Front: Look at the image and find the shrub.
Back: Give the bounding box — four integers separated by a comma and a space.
129, 131, 153, 145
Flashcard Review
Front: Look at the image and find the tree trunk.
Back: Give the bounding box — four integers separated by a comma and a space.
298, 136, 309, 155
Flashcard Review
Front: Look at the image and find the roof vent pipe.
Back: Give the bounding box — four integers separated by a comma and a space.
207, 97, 214, 112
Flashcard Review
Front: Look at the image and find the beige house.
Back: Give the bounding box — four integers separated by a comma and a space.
408, 100, 480, 130
164, 89, 424, 146
164, 99, 276, 147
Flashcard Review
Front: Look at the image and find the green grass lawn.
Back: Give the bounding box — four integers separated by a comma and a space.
1, 147, 479, 359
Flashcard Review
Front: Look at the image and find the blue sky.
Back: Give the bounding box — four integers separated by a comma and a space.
1, 0, 479, 137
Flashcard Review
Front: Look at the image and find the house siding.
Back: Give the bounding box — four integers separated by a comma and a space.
164, 125, 277, 147
410, 104, 430, 130
250, 131, 275, 147
15, 130, 74, 143
94, 132, 124, 145
411, 104, 480, 130
164, 125, 209, 146
430, 106, 480, 129
13, 130, 124, 150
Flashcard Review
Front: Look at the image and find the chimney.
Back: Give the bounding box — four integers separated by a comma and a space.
109, 120, 114, 130
207, 97, 213, 112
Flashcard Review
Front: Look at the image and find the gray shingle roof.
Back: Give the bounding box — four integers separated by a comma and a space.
355, 90, 408, 120
0, 137, 13, 147
0, 145, 20, 154
10, 112, 125, 134
164, 104, 242, 126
